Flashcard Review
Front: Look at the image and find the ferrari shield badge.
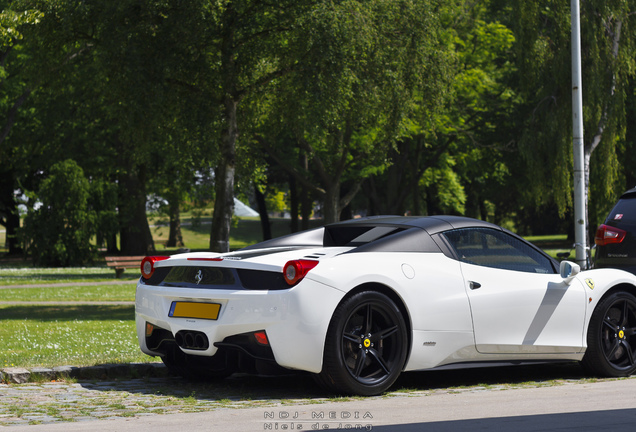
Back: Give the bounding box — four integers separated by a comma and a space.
585, 278, 595, 290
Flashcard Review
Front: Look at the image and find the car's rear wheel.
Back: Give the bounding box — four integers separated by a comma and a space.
316, 290, 408, 396
583, 291, 636, 377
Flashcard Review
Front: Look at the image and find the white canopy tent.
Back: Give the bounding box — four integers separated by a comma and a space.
233, 198, 259, 217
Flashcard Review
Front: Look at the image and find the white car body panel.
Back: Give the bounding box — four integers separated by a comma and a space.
305, 251, 482, 370
459, 262, 587, 354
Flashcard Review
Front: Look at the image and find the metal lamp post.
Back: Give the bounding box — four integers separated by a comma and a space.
571, 0, 587, 268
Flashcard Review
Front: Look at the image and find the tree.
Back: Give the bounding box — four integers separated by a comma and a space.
363, 0, 519, 221
509, 0, 636, 237
0, 4, 44, 254
192, 0, 317, 252
261, 0, 453, 223
18, 0, 218, 255
22, 160, 97, 266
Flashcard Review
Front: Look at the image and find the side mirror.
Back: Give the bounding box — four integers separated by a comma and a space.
560, 260, 580, 284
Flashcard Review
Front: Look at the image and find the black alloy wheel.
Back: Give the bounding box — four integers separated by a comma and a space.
316, 291, 408, 396
583, 291, 636, 376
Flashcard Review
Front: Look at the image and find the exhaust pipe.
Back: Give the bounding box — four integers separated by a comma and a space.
184, 332, 195, 348
195, 333, 207, 349
174, 330, 209, 350
175, 332, 184, 347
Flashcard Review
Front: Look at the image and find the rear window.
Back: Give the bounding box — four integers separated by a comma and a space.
606, 196, 636, 224
324, 225, 404, 246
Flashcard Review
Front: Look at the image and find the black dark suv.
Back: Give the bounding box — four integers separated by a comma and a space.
594, 187, 636, 273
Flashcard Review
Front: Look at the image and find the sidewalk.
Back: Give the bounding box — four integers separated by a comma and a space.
4, 372, 636, 431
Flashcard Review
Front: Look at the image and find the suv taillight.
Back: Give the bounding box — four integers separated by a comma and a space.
595, 224, 627, 246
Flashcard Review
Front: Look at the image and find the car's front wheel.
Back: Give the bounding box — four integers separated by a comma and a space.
316, 290, 408, 396
583, 291, 636, 377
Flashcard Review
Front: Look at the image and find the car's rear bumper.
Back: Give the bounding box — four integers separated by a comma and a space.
135, 278, 344, 373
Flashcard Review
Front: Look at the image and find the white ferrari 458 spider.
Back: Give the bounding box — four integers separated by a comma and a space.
135, 216, 636, 395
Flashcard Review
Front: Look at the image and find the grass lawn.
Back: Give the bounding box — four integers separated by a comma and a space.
0, 283, 135, 302
0, 305, 149, 368
525, 234, 573, 260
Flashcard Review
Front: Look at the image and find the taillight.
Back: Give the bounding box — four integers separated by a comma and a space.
595, 224, 627, 246
141, 256, 169, 279
283, 260, 319, 286
253, 331, 269, 345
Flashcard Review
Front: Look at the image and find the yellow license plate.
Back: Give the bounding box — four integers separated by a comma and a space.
169, 302, 221, 320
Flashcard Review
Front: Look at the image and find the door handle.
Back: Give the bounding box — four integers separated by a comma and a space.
469, 281, 481, 290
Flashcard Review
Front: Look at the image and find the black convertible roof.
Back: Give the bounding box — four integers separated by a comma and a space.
242, 215, 502, 253
331, 215, 499, 234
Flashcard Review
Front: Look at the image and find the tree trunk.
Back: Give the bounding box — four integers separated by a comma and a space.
340, 204, 353, 221
118, 167, 155, 255
323, 185, 340, 224
0, 171, 22, 255
289, 175, 299, 233
254, 184, 272, 241
209, 95, 237, 252
301, 185, 311, 230
106, 233, 118, 254
210, 7, 238, 253
167, 198, 184, 248
300, 153, 311, 230
210, 157, 235, 252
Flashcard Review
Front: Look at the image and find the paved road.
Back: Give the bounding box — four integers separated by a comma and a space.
4, 376, 636, 431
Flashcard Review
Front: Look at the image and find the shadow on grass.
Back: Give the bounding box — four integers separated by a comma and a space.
0, 304, 134, 321
0, 273, 140, 283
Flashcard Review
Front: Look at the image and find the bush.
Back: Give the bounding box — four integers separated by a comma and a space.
22, 160, 97, 266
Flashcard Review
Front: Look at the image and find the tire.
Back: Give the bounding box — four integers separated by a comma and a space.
582, 291, 636, 377
161, 343, 234, 380
316, 291, 408, 396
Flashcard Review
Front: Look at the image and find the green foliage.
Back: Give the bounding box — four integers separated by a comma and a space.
421, 155, 467, 215
510, 0, 636, 230
266, 190, 287, 215
512, 1, 576, 215
0, 7, 43, 49
2, 0, 636, 257
88, 179, 119, 249
257, 0, 453, 222
21, 160, 97, 266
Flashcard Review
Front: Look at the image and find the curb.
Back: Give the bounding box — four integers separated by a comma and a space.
0, 362, 168, 384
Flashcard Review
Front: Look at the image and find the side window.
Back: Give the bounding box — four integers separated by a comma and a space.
442, 228, 555, 274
